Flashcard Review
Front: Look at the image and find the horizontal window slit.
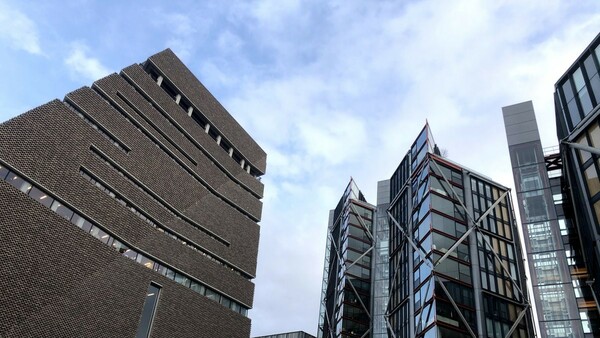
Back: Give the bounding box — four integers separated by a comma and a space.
92, 85, 260, 222
79, 165, 251, 279
63, 99, 130, 153
0, 161, 250, 315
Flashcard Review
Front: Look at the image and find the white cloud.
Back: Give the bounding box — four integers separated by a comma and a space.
0, 1, 42, 54
2, 0, 597, 336
217, 30, 244, 52
152, 11, 212, 62
226, 1, 600, 336
64, 42, 111, 82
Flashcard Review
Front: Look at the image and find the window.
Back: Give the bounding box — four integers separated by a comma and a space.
135, 283, 161, 338
0, 165, 8, 180
50, 200, 74, 221
0, 160, 250, 317
90, 225, 110, 244
584, 165, 600, 196
6, 171, 30, 192
28, 186, 53, 207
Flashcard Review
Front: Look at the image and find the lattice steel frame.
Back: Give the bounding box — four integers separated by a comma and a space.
384, 156, 532, 338
318, 187, 375, 338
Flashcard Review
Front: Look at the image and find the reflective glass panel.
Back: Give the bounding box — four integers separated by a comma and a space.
135, 283, 161, 338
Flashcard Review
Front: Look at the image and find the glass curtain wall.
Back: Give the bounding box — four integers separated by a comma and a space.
508, 141, 582, 337
390, 123, 534, 337
318, 180, 375, 338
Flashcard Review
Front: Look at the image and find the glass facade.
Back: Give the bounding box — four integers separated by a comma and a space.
555, 41, 600, 136
552, 32, 600, 337
504, 100, 600, 337
388, 124, 533, 337
371, 180, 390, 338
318, 180, 375, 338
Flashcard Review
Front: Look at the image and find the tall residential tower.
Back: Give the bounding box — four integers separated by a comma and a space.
503, 31, 600, 337
318, 179, 375, 338
318, 124, 534, 338
387, 124, 534, 338
553, 33, 600, 328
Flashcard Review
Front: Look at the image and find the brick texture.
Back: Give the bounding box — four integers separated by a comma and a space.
146, 49, 267, 173
0, 50, 264, 338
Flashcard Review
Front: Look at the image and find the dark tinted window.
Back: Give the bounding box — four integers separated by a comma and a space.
135, 283, 161, 338
28, 187, 53, 207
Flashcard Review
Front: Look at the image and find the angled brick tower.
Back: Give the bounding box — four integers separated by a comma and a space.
0, 49, 265, 338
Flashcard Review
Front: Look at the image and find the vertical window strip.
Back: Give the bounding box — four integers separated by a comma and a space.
0, 162, 250, 316
135, 283, 161, 338
63, 99, 131, 153
79, 167, 251, 279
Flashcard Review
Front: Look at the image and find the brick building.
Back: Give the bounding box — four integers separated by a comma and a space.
0, 49, 266, 337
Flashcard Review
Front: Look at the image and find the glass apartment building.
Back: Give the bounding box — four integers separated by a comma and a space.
387, 124, 533, 338
553, 33, 600, 326
318, 179, 376, 338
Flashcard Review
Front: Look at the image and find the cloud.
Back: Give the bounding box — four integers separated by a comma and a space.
64, 42, 112, 82
218, 1, 600, 336
0, 1, 42, 54
217, 30, 244, 52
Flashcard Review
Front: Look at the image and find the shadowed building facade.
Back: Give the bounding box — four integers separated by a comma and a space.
552, 32, 600, 335
0, 49, 265, 337
387, 124, 534, 338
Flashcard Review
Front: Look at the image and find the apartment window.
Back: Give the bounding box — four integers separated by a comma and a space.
584, 165, 600, 196
135, 283, 161, 338
581, 311, 593, 334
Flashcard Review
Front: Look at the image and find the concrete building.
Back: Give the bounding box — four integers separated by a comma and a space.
0, 49, 266, 337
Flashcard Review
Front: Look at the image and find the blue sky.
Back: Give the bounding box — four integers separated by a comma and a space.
2, 0, 600, 336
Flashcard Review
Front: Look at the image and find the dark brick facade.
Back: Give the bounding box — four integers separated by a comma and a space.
0, 49, 265, 338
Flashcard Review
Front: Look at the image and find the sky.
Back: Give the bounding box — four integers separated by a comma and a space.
1, 0, 600, 336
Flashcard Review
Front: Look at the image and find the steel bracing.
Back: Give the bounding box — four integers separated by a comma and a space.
318, 182, 375, 338
385, 157, 532, 338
